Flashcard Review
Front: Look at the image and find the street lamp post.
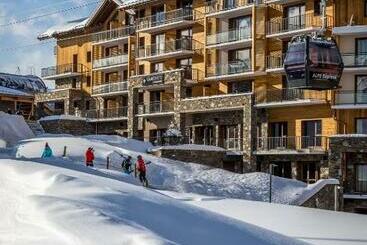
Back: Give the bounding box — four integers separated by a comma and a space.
269, 164, 277, 203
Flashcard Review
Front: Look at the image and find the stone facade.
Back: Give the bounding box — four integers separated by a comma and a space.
301, 184, 341, 211
40, 119, 94, 135
178, 93, 251, 113
152, 148, 244, 173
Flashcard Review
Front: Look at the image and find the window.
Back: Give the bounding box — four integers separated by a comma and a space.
152, 34, 165, 55
186, 87, 192, 97
86, 76, 91, 87
86, 51, 91, 62
301, 120, 322, 148
72, 79, 77, 88
151, 62, 163, 73
314, 0, 321, 16
123, 43, 129, 53
286, 5, 305, 30
365, 0, 367, 17
355, 75, 367, 104
228, 81, 252, 94
139, 37, 145, 48
229, 16, 251, 39
85, 100, 90, 110
123, 70, 128, 80
356, 165, 367, 192
139, 65, 145, 75
356, 118, 367, 134
176, 58, 192, 69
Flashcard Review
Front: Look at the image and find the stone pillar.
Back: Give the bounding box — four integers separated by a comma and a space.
64, 99, 70, 115
173, 70, 186, 135
128, 86, 139, 138
242, 96, 256, 172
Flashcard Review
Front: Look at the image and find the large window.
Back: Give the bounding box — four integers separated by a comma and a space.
356, 118, 367, 134
355, 75, 367, 104
228, 48, 251, 73
286, 5, 305, 30
229, 16, 251, 40
356, 165, 367, 192
301, 120, 322, 148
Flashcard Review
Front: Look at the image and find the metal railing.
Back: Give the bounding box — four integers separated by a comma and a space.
136, 8, 196, 30
266, 55, 284, 70
138, 38, 202, 58
136, 101, 174, 115
256, 136, 329, 152
206, 27, 251, 46
41, 63, 85, 78
205, 0, 256, 14
266, 13, 333, 35
92, 81, 128, 95
92, 54, 128, 69
255, 88, 329, 104
92, 26, 135, 43
342, 53, 367, 67
206, 60, 251, 77
334, 90, 367, 105
85, 107, 128, 119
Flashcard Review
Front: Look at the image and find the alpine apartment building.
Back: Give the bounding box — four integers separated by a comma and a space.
36, 0, 367, 212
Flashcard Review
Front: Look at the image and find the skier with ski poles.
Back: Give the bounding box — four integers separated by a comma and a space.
136, 155, 150, 187
121, 155, 134, 174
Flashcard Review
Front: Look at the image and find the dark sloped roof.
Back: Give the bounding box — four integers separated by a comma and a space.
0, 73, 47, 94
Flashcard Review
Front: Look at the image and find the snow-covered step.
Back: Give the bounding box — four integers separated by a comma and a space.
26, 120, 45, 136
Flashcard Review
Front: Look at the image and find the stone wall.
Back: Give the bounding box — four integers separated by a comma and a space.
344, 199, 367, 213
40, 119, 94, 135
152, 148, 226, 169
301, 184, 340, 211
178, 93, 251, 113
93, 121, 128, 136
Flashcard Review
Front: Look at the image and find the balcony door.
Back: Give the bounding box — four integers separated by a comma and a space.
354, 38, 367, 66
269, 122, 288, 149
301, 120, 322, 148
152, 34, 165, 55
152, 5, 165, 25
356, 164, 367, 193
286, 5, 305, 31
228, 48, 251, 74
177, 28, 192, 50
356, 118, 367, 134
72, 54, 78, 72
224, 0, 236, 9
355, 75, 367, 104
229, 16, 251, 41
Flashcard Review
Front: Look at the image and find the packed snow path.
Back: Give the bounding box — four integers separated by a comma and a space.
16, 136, 309, 204
0, 158, 303, 245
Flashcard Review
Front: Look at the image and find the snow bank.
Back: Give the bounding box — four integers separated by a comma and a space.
0, 158, 302, 245
83, 134, 152, 153
38, 114, 86, 122
184, 197, 367, 245
16, 135, 307, 204
0, 112, 34, 146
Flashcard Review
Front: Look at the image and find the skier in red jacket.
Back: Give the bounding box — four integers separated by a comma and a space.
85, 147, 95, 167
136, 155, 148, 187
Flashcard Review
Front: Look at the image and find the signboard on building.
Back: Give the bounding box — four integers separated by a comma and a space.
143, 73, 164, 86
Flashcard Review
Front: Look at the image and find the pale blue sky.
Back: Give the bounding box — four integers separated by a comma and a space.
0, 0, 98, 86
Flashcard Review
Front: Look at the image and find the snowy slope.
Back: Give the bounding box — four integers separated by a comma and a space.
0, 112, 34, 146
0, 158, 303, 245
17, 135, 315, 204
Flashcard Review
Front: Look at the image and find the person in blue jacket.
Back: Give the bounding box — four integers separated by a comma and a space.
41, 142, 53, 158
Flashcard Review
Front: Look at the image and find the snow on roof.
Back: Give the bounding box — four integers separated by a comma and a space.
122, 0, 156, 7
333, 25, 367, 35
0, 86, 31, 97
38, 17, 89, 40
38, 115, 87, 122
0, 73, 47, 94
